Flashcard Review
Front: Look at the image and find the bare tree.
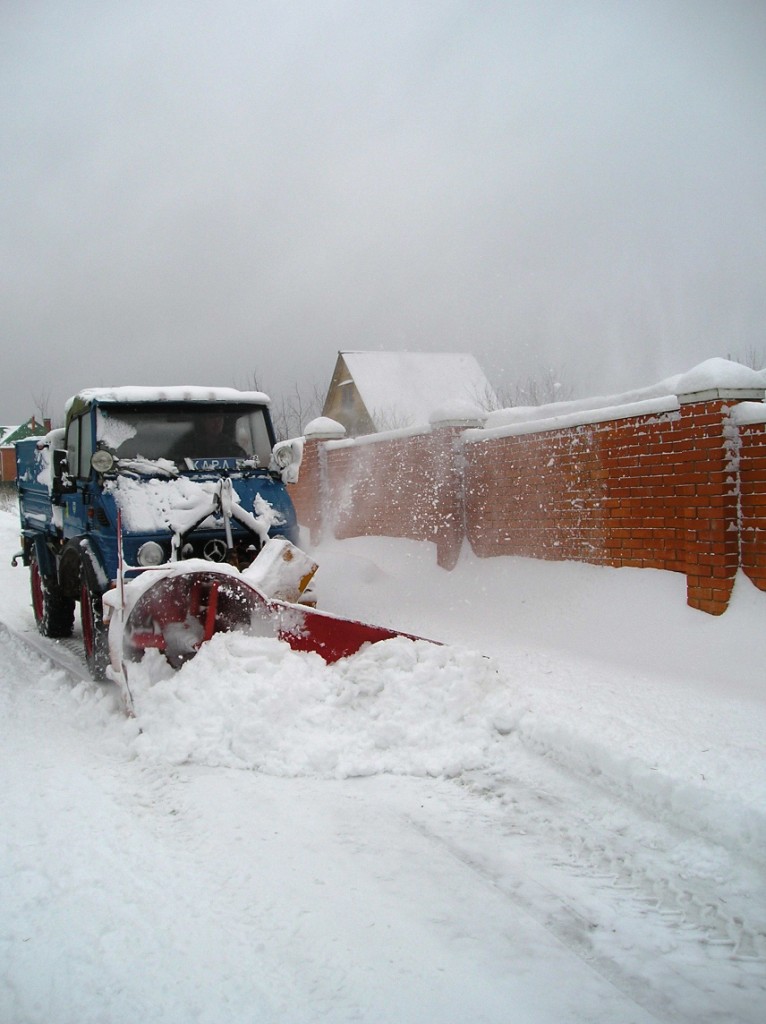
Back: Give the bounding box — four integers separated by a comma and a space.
270, 382, 325, 439
480, 366, 574, 411
238, 370, 325, 439
240, 370, 268, 393
31, 388, 51, 425
510, 367, 573, 407
727, 347, 765, 370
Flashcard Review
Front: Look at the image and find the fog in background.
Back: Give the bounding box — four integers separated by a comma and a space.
2, 0, 764, 425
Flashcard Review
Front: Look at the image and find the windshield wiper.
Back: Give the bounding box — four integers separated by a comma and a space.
115, 457, 179, 478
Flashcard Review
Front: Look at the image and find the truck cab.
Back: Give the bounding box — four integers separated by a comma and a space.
16, 386, 303, 677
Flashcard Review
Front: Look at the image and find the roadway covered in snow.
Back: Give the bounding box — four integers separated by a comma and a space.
1, 506, 764, 1023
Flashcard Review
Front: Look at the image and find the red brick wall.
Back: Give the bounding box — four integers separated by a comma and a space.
465, 401, 743, 614
464, 423, 609, 563
0, 447, 16, 482
290, 439, 323, 544
290, 397, 766, 614
674, 402, 740, 613
291, 428, 464, 569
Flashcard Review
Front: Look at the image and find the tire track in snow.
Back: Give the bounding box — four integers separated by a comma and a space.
436, 751, 766, 1024
0, 619, 90, 685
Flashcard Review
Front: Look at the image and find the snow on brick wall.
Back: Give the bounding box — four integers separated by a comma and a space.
291, 428, 463, 569
327, 430, 463, 569
739, 418, 766, 590
290, 393, 766, 614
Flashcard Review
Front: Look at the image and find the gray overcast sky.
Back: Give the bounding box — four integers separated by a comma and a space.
2, 0, 765, 424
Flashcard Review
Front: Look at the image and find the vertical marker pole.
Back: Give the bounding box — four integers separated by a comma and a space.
115, 508, 136, 717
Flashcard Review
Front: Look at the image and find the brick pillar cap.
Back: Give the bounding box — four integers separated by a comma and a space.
304, 416, 346, 440
429, 400, 487, 429
675, 358, 766, 404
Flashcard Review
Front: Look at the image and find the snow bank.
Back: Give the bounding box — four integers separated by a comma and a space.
127, 636, 509, 779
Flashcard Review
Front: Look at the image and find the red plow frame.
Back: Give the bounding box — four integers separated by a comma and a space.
117, 567, 432, 672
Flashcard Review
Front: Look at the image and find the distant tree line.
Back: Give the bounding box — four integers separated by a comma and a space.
727, 346, 765, 371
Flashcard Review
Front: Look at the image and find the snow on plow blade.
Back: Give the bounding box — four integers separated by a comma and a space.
112, 561, 432, 674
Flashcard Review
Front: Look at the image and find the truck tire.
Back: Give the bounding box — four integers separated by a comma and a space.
81, 572, 110, 681
30, 550, 75, 638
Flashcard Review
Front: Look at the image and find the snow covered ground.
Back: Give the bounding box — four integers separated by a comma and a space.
1, 503, 764, 1023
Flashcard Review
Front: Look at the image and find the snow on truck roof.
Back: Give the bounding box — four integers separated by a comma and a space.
66, 386, 271, 414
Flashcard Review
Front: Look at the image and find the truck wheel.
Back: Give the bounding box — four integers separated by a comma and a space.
30, 551, 75, 638
81, 574, 110, 681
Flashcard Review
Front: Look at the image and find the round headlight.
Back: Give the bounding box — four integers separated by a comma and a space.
137, 541, 166, 567
273, 442, 294, 468
91, 449, 115, 473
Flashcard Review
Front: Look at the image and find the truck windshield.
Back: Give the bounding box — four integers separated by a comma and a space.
96, 404, 274, 468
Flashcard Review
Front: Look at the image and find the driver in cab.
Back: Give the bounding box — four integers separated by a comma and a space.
171, 413, 247, 463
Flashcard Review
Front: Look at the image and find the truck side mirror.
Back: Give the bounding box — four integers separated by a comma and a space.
52, 449, 76, 496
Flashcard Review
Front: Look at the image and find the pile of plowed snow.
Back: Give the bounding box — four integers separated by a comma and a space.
117, 635, 513, 778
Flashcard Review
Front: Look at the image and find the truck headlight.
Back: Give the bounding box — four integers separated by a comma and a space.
137, 541, 166, 567
270, 438, 304, 483
91, 450, 115, 473
272, 442, 294, 468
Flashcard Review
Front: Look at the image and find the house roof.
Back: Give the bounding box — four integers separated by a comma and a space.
0, 419, 49, 447
339, 351, 495, 428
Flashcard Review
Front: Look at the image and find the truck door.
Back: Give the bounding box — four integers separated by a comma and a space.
62, 412, 94, 539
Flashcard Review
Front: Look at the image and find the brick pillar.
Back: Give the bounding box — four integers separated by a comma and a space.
677, 402, 738, 613
676, 381, 764, 614
734, 408, 766, 593
288, 419, 346, 546
429, 409, 486, 570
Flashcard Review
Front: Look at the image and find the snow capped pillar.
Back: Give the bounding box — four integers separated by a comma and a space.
674, 360, 766, 614
291, 418, 346, 545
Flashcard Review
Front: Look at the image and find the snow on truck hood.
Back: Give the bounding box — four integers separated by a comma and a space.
105, 475, 237, 533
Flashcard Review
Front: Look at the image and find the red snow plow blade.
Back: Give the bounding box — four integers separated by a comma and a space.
120, 568, 431, 670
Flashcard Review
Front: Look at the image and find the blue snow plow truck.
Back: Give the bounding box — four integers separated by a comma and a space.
14, 387, 304, 679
